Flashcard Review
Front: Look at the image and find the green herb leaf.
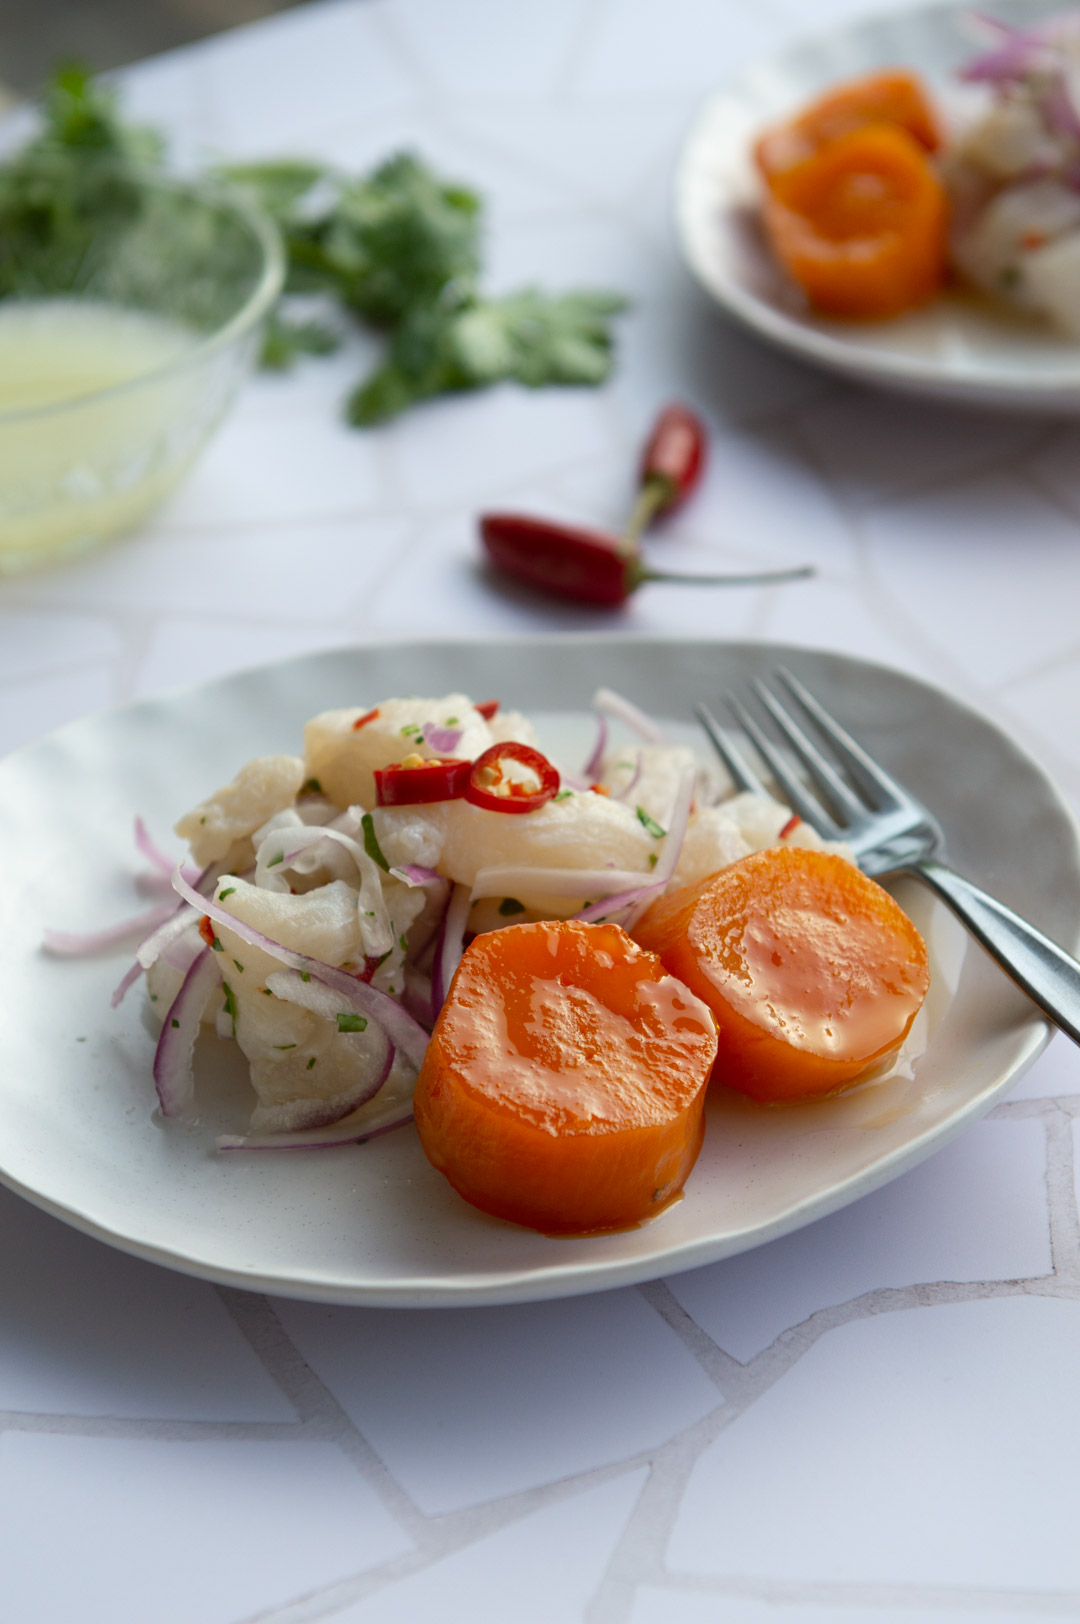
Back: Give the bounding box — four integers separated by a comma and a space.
336, 1011, 368, 1033
219, 887, 236, 900
260, 310, 341, 371
273, 1042, 297, 1051
222, 982, 238, 1034
361, 811, 391, 872
636, 806, 666, 839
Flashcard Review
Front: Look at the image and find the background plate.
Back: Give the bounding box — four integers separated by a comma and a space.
674, 0, 1080, 409
0, 636, 1076, 1305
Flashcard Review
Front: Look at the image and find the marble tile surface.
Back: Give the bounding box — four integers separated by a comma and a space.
2, 1, 1080, 1620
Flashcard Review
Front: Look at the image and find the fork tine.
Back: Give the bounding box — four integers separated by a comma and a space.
725, 695, 843, 838
776, 667, 906, 810
694, 703, 769, 798
752, 677, 865, 822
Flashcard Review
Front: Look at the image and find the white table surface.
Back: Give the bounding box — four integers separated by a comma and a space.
4, 1, 1080, 1619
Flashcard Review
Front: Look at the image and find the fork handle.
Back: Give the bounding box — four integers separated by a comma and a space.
910, 858, 1080, 1047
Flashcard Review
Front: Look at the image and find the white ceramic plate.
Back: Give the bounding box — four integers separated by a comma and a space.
674, 0, 1080, 408
1, 637, 1076, 1306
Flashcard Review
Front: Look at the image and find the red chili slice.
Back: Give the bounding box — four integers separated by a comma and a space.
375, 758, 472, 807
465, 742, 560, 814
352, 707, 380, 731
475, 699, 500, 720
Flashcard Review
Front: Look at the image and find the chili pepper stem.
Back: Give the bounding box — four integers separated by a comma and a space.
621, 476, 672, 551
636, 564, 816, 589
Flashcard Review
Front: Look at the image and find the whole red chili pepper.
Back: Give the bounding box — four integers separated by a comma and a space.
624, 404, 708, 545
480, 513, 812, 608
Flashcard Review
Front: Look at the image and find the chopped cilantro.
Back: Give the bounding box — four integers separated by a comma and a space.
267, 852, 284, 868
636, 806, 666, 839
222, 982, 238, 1034
445, 716, 459, 725
498, 897, 526, 916
299, 777, 323, 796
210, 936, 224, 951
171, 1018, 180, 1029
399, 933, 408, 951
554, 788, 573, 802
219, 887, 236, 900
361, 811, 391, 872
149, 993, 158, 1002
336, 1012, 368, 1033
307, 1056, 317, 1070
300, 971, 311, 983
233, 959, 244, 972
648, 852, 658, 870
273, 1043, 297, 1051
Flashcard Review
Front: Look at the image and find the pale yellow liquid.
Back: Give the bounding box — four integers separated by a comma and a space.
0, 300, 206, 571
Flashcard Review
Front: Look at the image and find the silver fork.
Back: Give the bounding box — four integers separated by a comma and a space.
697, 667, 1080, 1048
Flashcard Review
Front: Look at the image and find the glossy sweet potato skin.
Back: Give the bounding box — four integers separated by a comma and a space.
633, 848, 929, 1104
413, 920, 718, 1233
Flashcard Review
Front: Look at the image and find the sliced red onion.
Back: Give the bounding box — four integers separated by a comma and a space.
44, 900, 177, 958
471, 863, 653, 900
409, 875, 453, 965
582, 711, 608, 779
172, 866, 429, 1069
153, 947, 222, 1117
623, 764, 695, 931
134, 816, 177, 877
136, 904, 199, 970
591, 686, 669, 745
432, 882, 472, 1013
574, 764, 696, 931
574, 881, 664, 925
217, 1107, 414, 1152
111, 960, 145, 1009
1044, 69, 1080, 140
403, 963, 435, 1028
422, 721, 463, 754
389, 863, 443, 887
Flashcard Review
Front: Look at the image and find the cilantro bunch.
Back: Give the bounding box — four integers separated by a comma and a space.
0, 65, 627, 425
221, 153, 627, 425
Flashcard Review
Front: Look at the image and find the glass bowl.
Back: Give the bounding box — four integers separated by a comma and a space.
0, 162, 284, 573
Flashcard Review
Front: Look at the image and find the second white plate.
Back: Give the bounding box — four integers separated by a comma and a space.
674, 0, 1080, 409
0, 636, 1075, 1305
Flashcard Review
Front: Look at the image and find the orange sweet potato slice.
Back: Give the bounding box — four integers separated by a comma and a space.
755, 69, 942, 188
633, 847, 929, 1104
413, 920, 718, 1233
761, 121, 948, 318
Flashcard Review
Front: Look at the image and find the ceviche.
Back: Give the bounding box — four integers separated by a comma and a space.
753, 10, 1080, 336
47, 687, 931, 1234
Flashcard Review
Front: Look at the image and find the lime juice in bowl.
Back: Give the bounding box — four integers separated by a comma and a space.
0, 162, 283, 572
